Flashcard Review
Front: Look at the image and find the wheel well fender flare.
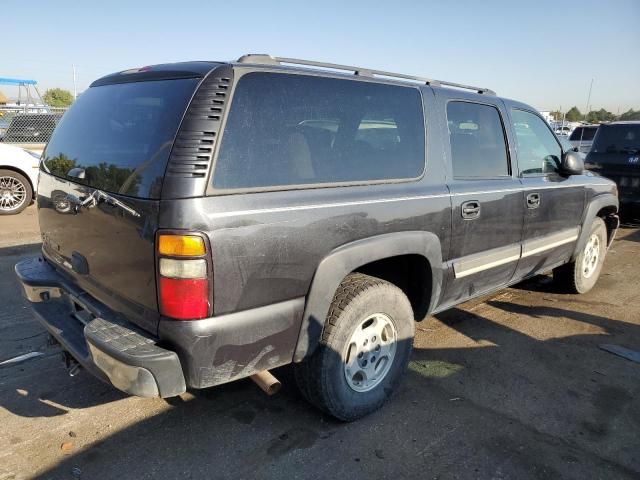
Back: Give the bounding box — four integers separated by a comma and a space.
572, 193, 619, 259
293, 231, 443, 362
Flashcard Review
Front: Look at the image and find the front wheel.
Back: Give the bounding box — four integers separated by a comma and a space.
294, 273, 415, 421
553, 217, 607, 294
0, 169, 32, 215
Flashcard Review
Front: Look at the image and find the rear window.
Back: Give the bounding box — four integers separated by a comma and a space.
212, 72, 425, 190
42, 78, 198, 198
591, 124, 640, 154
569, 126, 598, 141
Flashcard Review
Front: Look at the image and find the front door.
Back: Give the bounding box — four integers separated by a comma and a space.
507, 108, 585, 279
438, 99, 525, 308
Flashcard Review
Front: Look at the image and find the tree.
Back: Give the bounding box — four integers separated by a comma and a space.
43, 88, 74, 108
586, 108, 615, 124
619, 109, 640, 121
565, 106, 583, 122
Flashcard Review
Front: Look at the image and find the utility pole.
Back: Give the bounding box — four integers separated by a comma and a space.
584, 78, 593, 122
72, 64, 77, 100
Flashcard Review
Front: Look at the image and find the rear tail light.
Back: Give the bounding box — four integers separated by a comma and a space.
157, 233, 211, 320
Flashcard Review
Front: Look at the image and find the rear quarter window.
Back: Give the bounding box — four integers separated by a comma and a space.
212, 72, 425, 190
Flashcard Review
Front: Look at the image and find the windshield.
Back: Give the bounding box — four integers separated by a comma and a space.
591, 124, 640, 154
43, 78, 198, 199
569, 126, 598, 142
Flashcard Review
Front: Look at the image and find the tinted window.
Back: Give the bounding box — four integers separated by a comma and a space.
511, 109, 561, 175
591, 124, 640, 154
43, 78, 199, 198
447, 102, 509, 178
569, 126, 598, 141
212, 73, 425, 189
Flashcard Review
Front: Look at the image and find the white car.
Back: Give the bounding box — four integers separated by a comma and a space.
0, 143, 41, 214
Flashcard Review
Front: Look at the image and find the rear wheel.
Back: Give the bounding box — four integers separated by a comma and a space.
294, 273, 414, 421
553, 217, 607, 294
0, 169, 32, 215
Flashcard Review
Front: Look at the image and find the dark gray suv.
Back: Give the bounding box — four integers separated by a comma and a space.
16, 55, 619, 420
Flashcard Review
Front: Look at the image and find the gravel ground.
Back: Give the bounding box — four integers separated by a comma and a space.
0, 210, 638, 480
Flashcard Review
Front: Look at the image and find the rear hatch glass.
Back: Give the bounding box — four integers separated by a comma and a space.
591, 124, 640, 156
39, 78, 199, 333
569, 126, 597, 142
586, 124, 640, 185
43, 78, 199, 198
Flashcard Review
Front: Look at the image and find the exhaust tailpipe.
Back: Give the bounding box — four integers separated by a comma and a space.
250, 370, 281, 395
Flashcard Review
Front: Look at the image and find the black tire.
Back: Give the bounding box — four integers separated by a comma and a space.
553, 217, 607, 294
0, 169, 32, 215
294, 273, 415, 421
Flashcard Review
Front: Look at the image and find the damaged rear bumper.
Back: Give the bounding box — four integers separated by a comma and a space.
15, 256, 305, 395
15, 257, 185, 398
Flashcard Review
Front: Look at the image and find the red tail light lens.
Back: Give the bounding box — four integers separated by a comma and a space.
156, 233, 211, 321
159, 277, 209, 320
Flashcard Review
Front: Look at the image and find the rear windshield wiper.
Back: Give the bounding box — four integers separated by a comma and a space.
80, 189, 141, 217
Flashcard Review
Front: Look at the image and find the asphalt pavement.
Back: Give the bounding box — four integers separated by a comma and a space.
0, 207, 638, 479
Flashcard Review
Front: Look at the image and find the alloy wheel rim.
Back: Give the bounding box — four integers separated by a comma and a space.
582, 233, 600, 279
343, 312, 398, 393
0, 176, 27, 212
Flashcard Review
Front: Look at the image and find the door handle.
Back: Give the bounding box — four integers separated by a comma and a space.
461, 200, 481, 219
526, 193, 541, 209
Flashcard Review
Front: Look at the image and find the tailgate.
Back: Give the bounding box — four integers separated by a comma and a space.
38, 172, 161, 333
35, 76, 202, 334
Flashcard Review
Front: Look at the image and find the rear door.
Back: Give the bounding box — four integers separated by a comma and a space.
508, 108, 585, 279
38, 77, 200, 333
438, 96, 524, 308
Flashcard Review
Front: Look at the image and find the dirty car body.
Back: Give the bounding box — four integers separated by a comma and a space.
16, 56, 619, 416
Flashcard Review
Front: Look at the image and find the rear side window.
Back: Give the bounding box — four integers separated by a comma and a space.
511, 109, 561, 175
212, 73, 425, 190
43, 78, 199, 198
591, 124, 640, 154
447, 101, 509, 178
569, 126, 598, 141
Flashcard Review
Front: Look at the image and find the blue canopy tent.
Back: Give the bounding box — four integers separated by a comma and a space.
0, 77, 44, 107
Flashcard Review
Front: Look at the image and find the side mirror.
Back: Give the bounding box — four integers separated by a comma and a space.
560, 150, 584, 176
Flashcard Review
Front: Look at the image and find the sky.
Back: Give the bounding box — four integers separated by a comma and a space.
2, 0, 639, 113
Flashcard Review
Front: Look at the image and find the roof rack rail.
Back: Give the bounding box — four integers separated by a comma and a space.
236, 54, 496, 95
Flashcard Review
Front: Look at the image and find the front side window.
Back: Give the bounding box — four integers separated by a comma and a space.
511, 109, 562, 175
212, 73, 425, 190
447, 101, 510, 178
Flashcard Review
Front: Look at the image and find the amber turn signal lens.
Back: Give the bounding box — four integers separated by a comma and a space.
158, 235, 206, 257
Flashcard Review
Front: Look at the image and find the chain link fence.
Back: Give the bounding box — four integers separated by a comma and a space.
0, 106, 68, 145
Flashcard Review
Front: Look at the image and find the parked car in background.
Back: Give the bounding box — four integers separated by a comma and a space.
0, 143, 40, 214
569, 124, 599, 153
585, 121, 640, 218
554, 125, 572, 137
15, 56, 619, 421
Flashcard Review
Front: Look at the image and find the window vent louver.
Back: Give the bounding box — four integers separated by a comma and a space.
162, 65, 233, 198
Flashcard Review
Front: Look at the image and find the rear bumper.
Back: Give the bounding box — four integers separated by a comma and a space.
15, 256, 305, 395
15, 257, 186, 398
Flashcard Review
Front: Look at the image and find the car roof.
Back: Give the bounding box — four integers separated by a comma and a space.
91, 61, 221, 87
